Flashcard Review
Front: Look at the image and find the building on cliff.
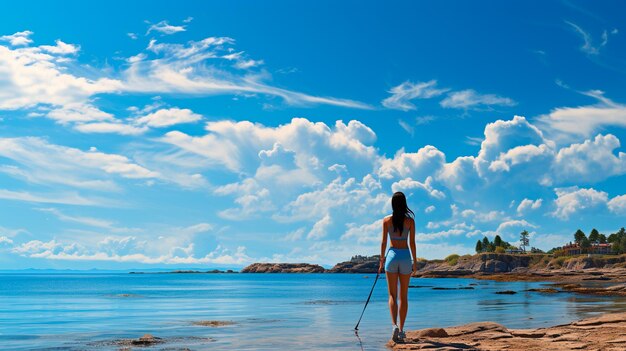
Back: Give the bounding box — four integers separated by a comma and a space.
561, 242, 613, 255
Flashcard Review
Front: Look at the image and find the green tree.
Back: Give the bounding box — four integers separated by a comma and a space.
599, 234, 607, 244
475, 240, 483, 253
574, 229, 587, 244
589, 228, 600, 243
482, 237, 490, 251
520, 230, 530, 252
581, 237, 591, 253
494, 235, 503, 247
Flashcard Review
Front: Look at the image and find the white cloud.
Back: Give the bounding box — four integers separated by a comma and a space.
516, 198, 542, 214
553, 134, 626, 183
415, 228, 464, 242
552, 186, 608, 220
0, 42, 121, 111
0, 31, 33, 46
608, 194, 626, 215
10, 238, 252, 265
0, 236, 14, 245
0, 137, 158, 192
146, 20, 186, 35
39, 40, 79, 55
564, 21, 614, 55
162, 118, 378, 173
74, 122, 148, 135
341, 219, 382, 244
535, 91, 626, 141
495, 219, 537, 233
382, 80, 448, 111
391, 176, 446, 200
425, 205, 435, 213
0, 189, 104, 206
440, 89, 516, 109
378, 145, 445, 180
135, 107, 202, 127
307, 214, 332, 240
124, 37, 371, 109
46, 103, 115, 124
214, 178, 274, 220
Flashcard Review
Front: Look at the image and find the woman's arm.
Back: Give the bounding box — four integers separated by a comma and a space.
410, 218, 417, 271
378, 219, 387, 273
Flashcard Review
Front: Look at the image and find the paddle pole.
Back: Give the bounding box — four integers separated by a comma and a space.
354, 272, 380, 331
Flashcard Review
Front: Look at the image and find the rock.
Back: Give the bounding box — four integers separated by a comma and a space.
495, 290, 517, 295
131, 334, 163, 346
417, 328, 448, 338
192, 320, 236, 327
241, 263, 325, 273
391, 312, 626, 351
445, 322, 508, 336
525, 288, 559, 293
327, 255, 381, 273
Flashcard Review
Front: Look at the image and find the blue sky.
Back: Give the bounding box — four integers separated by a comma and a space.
1, 1, 626, 269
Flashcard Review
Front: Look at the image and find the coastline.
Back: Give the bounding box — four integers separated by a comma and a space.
389, 312, 626, 350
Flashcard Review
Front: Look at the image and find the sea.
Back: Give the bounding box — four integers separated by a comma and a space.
1, 273, 625, 350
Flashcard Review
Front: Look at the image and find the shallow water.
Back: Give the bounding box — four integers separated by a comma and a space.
1, 273, 625, 350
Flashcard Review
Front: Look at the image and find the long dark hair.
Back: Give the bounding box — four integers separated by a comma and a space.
391, 192, 414, 233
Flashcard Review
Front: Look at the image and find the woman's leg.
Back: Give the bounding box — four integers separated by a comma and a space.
385, 272, 399, 326
398, 273, 411, 331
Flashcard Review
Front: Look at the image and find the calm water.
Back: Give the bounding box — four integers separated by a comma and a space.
1, 273, 625, 350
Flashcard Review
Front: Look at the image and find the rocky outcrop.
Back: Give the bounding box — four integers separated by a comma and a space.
241, 263, 325, 273
390, 312, 626, 350
414, 253, 533, 276
327, 255, 380, 273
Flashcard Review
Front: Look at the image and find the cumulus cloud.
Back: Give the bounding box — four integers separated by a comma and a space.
391, 176, 446, 200
516, 198, 542, 214
553, 134, 626, 183
608, 194, 626, 215
307, 214, 332, 240
552, 186, 608, 220
341, 219, 382, 244
378, 145, 446, 180
0, 31, 33, 46
162, 118, 378, 173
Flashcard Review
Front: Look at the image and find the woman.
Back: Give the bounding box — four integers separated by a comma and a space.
378, 191, 417, 342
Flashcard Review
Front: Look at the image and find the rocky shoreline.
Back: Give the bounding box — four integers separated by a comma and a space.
389, 312, 626, 351
237, 253, 626, 296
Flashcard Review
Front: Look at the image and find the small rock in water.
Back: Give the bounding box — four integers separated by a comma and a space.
132, 334, 163, 346
192, 320, 236, 327
495, 290, 517, 295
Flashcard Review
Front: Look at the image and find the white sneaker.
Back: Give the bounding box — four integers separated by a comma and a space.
392, 325, 400, 342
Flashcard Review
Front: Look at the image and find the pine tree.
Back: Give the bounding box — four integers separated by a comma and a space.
475, 240, 483, 253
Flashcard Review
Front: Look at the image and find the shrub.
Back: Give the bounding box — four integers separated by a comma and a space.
444, 254, 460, 266
495, 246, 505, 254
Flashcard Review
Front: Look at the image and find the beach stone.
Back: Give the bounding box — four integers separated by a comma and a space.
417, 328, 448, 338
